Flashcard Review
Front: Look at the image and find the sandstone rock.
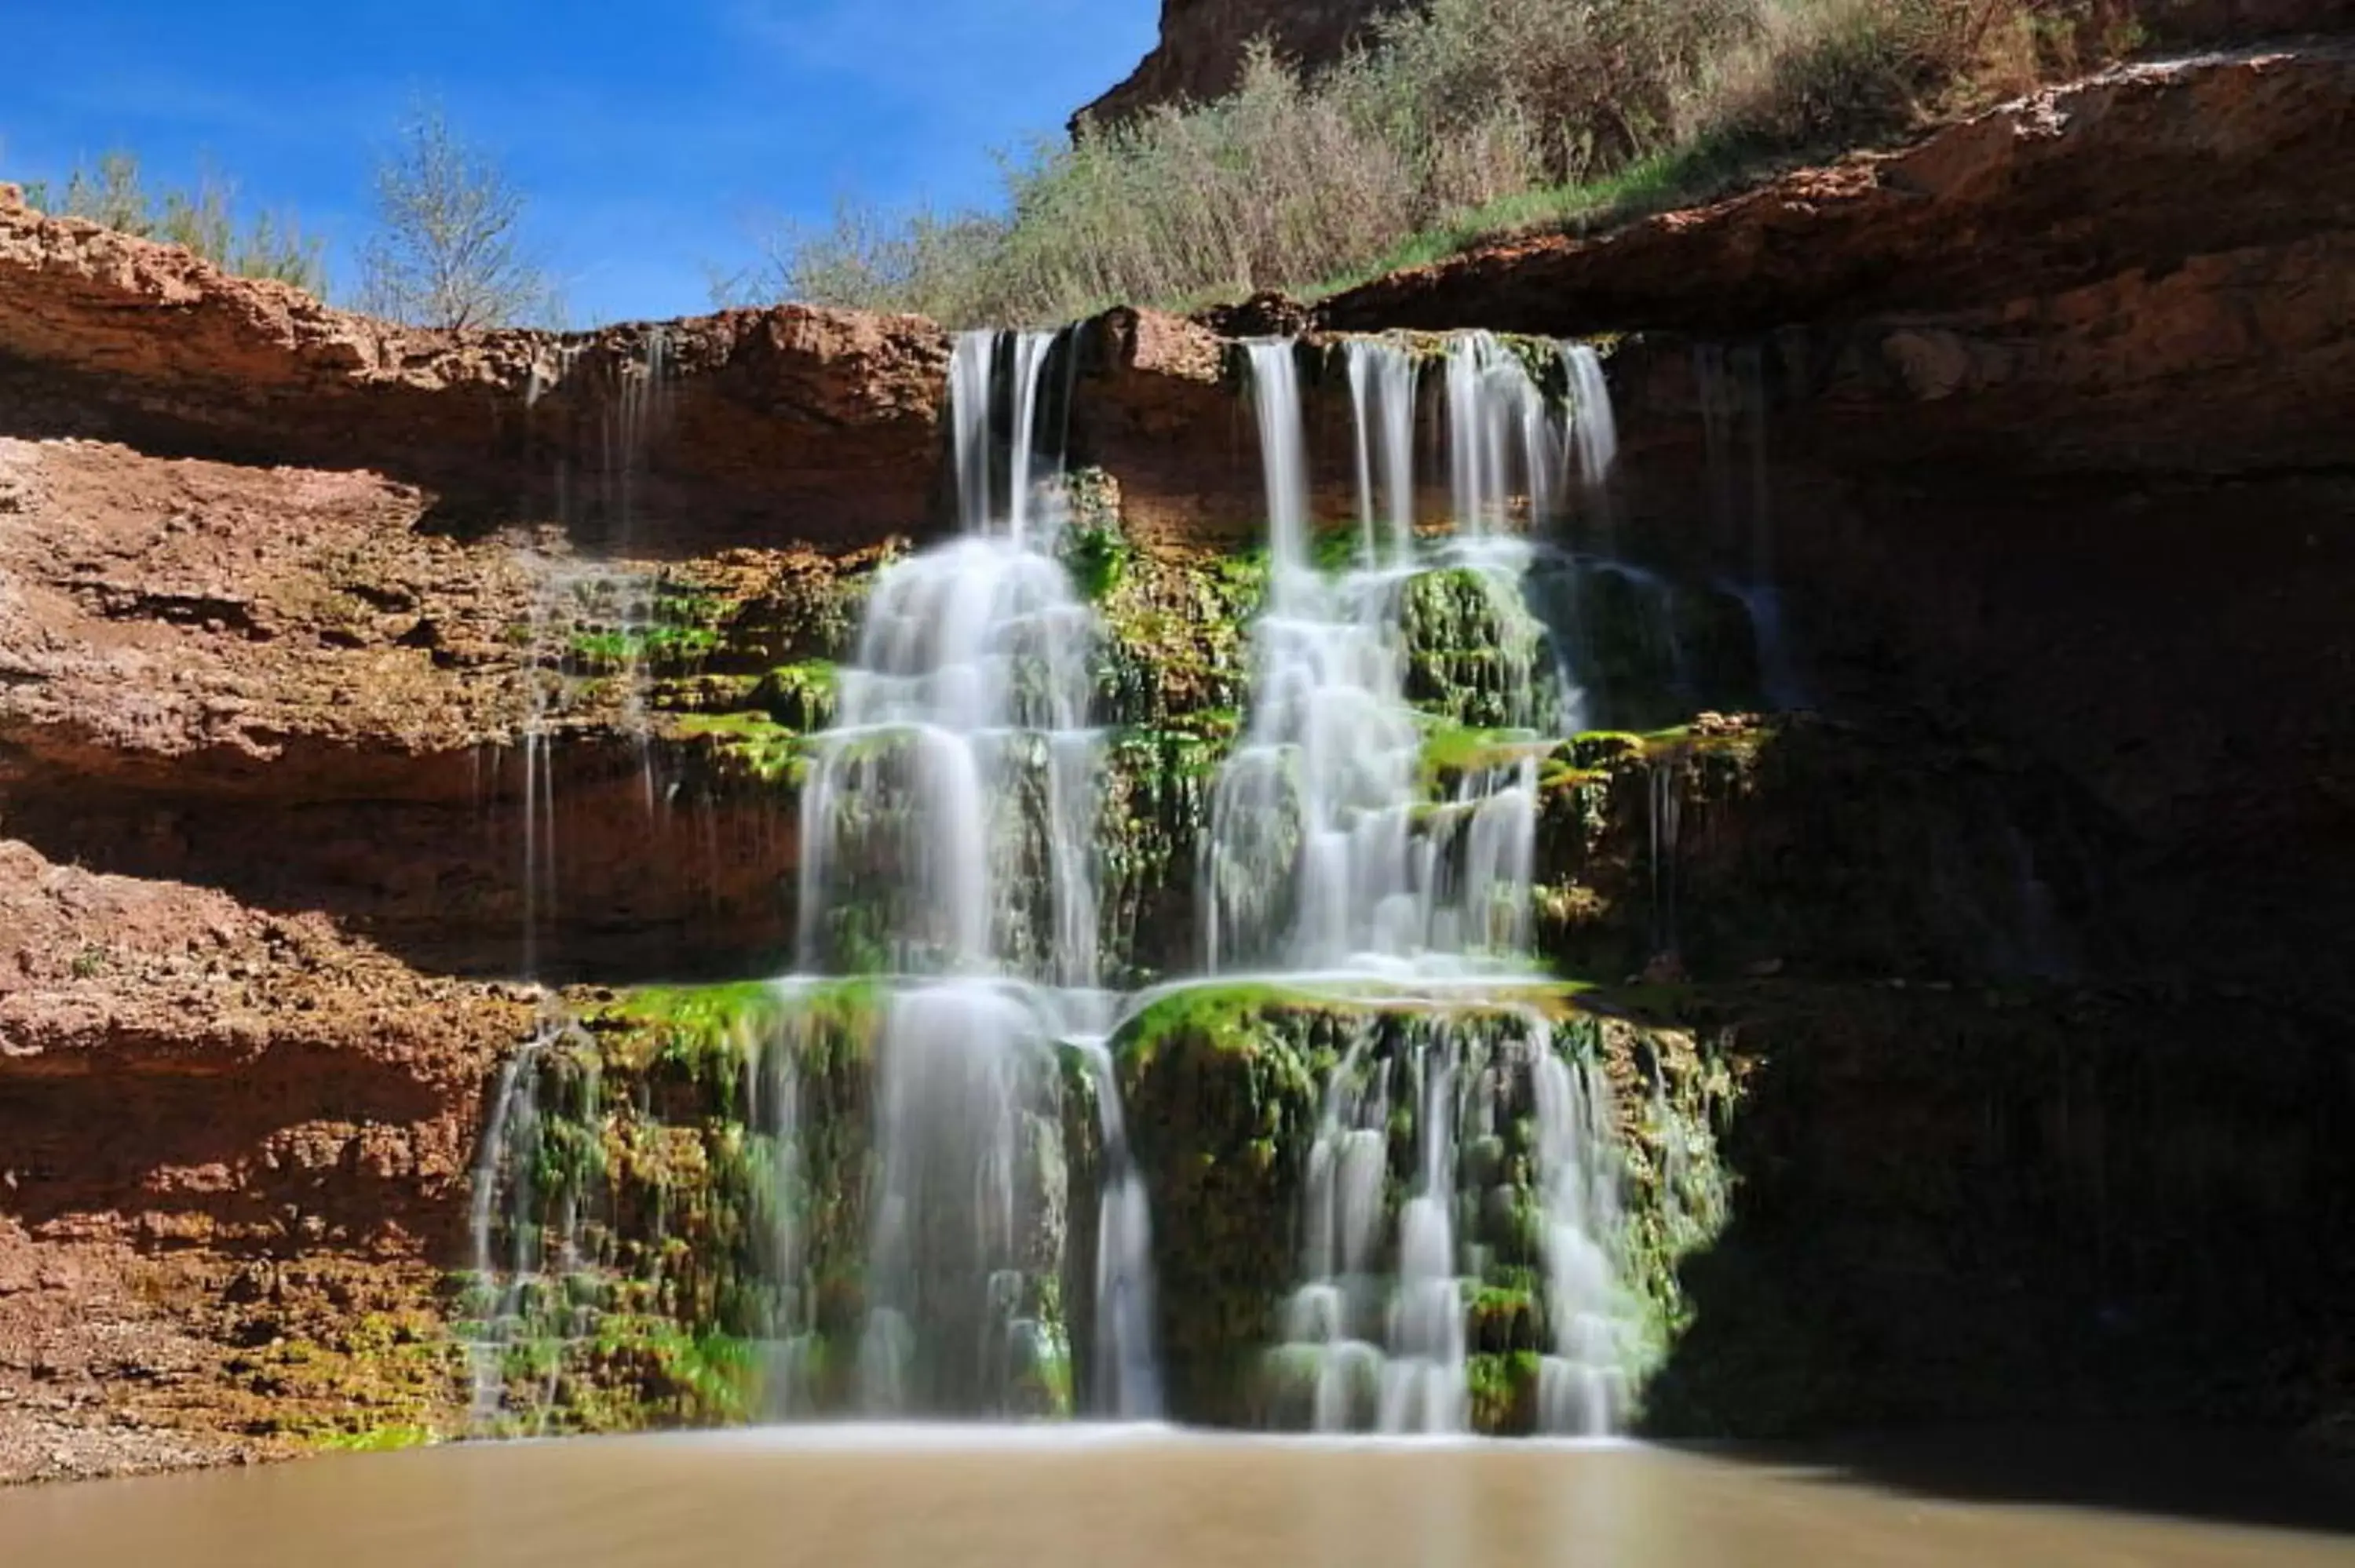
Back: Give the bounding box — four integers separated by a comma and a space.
1074, 0, 1404, 130
0, 201, 954, 550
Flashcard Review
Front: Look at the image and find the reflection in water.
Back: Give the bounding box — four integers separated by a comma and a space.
3, 1430, 2350, 1568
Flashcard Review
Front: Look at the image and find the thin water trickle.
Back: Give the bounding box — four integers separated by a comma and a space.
1648, 758, 1682, 967
469, 519, 706, 1432
1696, 343, 1805, 710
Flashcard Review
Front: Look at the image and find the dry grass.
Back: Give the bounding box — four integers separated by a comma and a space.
746, 0, 2156, 326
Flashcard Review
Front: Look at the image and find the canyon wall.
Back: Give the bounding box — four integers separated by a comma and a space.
2, 40, 2353, 1479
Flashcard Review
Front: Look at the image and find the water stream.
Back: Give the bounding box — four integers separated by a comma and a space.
789, 328, 1153, 1418
1214, 334, 1646, 1435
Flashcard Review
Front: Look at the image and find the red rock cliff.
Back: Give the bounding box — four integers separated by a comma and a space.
1074, 0, 1404, 129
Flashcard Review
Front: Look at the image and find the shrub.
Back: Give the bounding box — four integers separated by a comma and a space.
17, 151, 326, 294
746, 0, 2157, 326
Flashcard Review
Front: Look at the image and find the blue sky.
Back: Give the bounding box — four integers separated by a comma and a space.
2, 1, 1159, 323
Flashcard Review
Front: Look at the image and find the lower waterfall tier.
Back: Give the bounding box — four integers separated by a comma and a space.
450, 972, 2350, 1442
463, 978, 1736, 1437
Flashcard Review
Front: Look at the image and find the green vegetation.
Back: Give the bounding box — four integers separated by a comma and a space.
571, 622, 724, 668
746, 0, 2152, 325
1064, 519, 1130, 601
314, 1423, 442, 1454
16, 151, 325, 291
675, 711, 804, 786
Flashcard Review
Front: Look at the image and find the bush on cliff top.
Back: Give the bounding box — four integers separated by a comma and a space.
16, 151, 327, 293
742, 0, 2150, 325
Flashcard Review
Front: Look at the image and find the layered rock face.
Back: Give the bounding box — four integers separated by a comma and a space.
3, 41, 2353, 1479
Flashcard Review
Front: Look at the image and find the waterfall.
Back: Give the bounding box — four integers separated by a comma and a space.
1204, 339, 1565, 976
789, 328, 1157, 1418
1532, 1041, 1635, 1435
465, 328, 1159, 1431
1348, 339, 1419, 564
1446, 332, 1562, 542
1221, 332, 1641, 1435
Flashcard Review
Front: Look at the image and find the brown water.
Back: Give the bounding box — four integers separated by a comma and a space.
5, 1428, 2350, 1567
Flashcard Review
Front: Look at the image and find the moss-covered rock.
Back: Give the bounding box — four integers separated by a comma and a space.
1112, 982, 1735, 1431
465, 977, 1114, 1431
1399, 567, 1557, 730
463, 981, 883, 1431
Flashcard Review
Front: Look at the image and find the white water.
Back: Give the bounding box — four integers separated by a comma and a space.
1203, 341, 1561, 977
1220, 334, 1642, 1435
1348, 339, 1419, 563
1446, 332, 1567, 541
790, 329, 1158, 1418
1532, 1042, 1638, 1435
1379, 1033, 1474, 1432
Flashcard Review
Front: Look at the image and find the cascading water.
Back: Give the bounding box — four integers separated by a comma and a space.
787, 328, 1157, 1418
1203, 341, 1564, 976
456, 317, 1742, 1442
1214, 333, 1644, 1435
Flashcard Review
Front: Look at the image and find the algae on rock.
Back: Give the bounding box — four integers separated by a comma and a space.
1110, 983, 1736, 1433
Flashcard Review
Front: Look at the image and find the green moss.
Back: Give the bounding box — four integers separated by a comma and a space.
1566, 731, 1647, 769
1398, 567, 1556, 729
1065, 523, 1130, 602
1466, 1285, 1547, 1356
313, 1423, 443, 1453
1422, 720, 1550, 790
1095, 545, 1265, 728
1466, 1351, 1545, 1436
751, 660, 836, 731
571, 622, 723, 669
674, 710, 805, 786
